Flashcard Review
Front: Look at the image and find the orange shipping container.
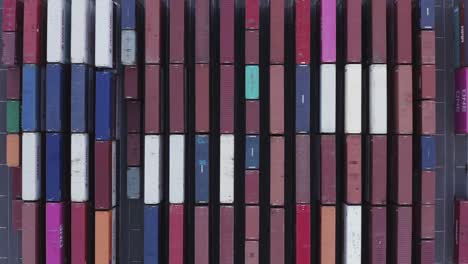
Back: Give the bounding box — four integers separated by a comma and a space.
321, 206, 336, 264
7, 134, 20, 167
95, 209, 116, 264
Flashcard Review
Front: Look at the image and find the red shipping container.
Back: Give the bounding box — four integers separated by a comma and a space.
22, 202, 43, 264
11, 167, 22, 199
270, 65, 284, 134
245, 30, 259, 64
368, 136, 387, 205
419, 240, 435, 264
295, 0, 311, 64
394, 0, 412, 63
2, 32, 20, 65
270, 208, 285, 264
271, 137, 285, 206
391, 206, 412, 264
420, 30, 436, 64
71, 203, 89, 264
7, 67, 21, 99
246, 100, 260, 134
346, 0, 362, 62
12, 199, 22, 230
127, 100, 141, 133
296, 205, 311, 264
345, 135, 361, 204
419, 65, 436, 99
220, 206, 234, 264
417, 205, 435, 239
3, 0, 23, 32
145, 0, 161, 63
245, 206, 259, 240
95, 141, 114, 210
420, 171, 436, 204
369, 0, 386, 63
391, 135, 413, 205
127, 133, 141, 166
220, 65, 235, 133
220, 0, 235, 63
169, 205, 184, 264
195, 0, 210, 63
23, 0, 43, 64
368, 206, 386, 264
455, 200, 468, 263
170, 0, 185, 63
145, 65, 161, 133
124, 66, 139, 99
195, 63, 210, 133
245, 0, 259, 29
394, 65, 413, 134
270, 0, 284, 63
321, 135, 336, 204
169, 64, 185, 133
245, 241, 259, 264
245, 170, 259, 204
194, 206, 209, 264
296, 135, 310, 204
420, 100, 436, 135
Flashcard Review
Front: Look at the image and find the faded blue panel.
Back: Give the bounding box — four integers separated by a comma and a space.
296, 65, 310, 133
245, 135, 259, 169
22, 64, 41, 131
195, 135, 209, 203
46, 64, 66, 132
144, 205, 159, 264
95, 70, 114, 140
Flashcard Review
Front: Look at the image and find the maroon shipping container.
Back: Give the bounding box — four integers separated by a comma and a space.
145, 65, 161, 133
127, 133, 141, 166
394, 0, 412, 63
220, 206, 234, 264
391, 135, 412, 205
95, 141, 114, 210
346, 0, 362, 62
419, 240, 435, 264
420, 171, 436, 205
245, 0, 259, 29
245, 30, 259, 65
296, 205, 311, 264
270, 0, 284, 63
416, 205, 435, 239
295, 0, 311, 64
368, 206, 386, 264
3, 0, 23, 32
71, 203, 88, 264
245, 170, 259, 204
11, 167, 22, 199
270, 65, 284, 134
220, 65, 235, 133
220, 0, 235, 63
345, 135, 362, 204
145, 0, 161, 63
195, 63, 210, 133
420, 100, 436, 135
12, 199, 22, 230
22, 202, 43, 264
420, 30, 436, 64
170, 0, 185, 63
321, 135, 336, 204
245, 205, 259, 240
270, 208, 285, 264
455, 200, 468, 263
7, 67, 21, 99
246, 100, 260, 134
169, 205, 184, 264
367, 136, 387, 205
296, 135, 310, 204
369, 0, 386, 63
23, 0, 43, 64
391, 206, 412, 264
245, 241, 259, 264
195, 0, 210, 63
2, 32, 20, 65
169, 64, 185, 133
127, 100, 141, 133
394, 65, 413, 134
194, 206, 209, 264
419, 65, 436, 100
124, 66, 139, 99
271, 137, 285, 206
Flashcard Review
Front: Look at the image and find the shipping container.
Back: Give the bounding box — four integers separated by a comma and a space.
95, 209, 116, 264
195, 0, 210, 63
169, 135, 185, 204
456, 67, 468, 133
144, 205, 160, 263
71, 134, 89, 202
7, 100, 20, 133
245, 170, 259, 204
121, 0, 137, 29
321, 0, 336, 63
369, 64, 387, 134
12, 199, 22, 230
420, 100, 436, 135
94, 140, 116, 209
170, 0, 185, 63
245, 30, 259, 65
71, 0, 94, 64
245, 0, 259, 29
367, 136, 387, 205
420, 30, 436, 64
345, 135, 361, 204
127, 167, 140, 199
220, 0, 235, 63
95, 70, 115, 140
127, 101, 141, 133
46, 133, 67, 201
419, 0, 435, 29
46, 202, 67, 264
2, 32, 21, 65
95, 0, 114, 68
455, 3, 461, 67
416, 204, 435, 239
22, 133, 42, 201
246, 100, 260, 134
6, 134, 20, 167
270, 208, 285, 264
145, 0, 161, 63
391, 206, 412, 264
220, 65, 235, 133
7, 66, 21, 100
368, 0, 386, 63
144, 135, 162, 204
169, 64, 185, 133
195, 135, 209, 203
345, 64, 362, 133
145, 65, 161, 133
346, 0, 362, 62
295, 0, 310, 64
421, 136, 436, 170
270, 136, 284, 206
420, 170, 436, 204
462, 1, 468, 66
124, 65, 138, 99
270, 65, 284, 134
71, 203, 88, 264
419, 65, 436, 100
296, 65, 310, 133
391, 135, 413, 205
71, 64, 94, 133
296, 205, 311, 264
47, 0, 71, 63
245, 66, 259, 99
22, 202, 43, 264
46, 64, 67, 132
127, 133, 140, 166
220, 206, 234, 264
270, 0, 284, 63
220, 134, 235, 203
320, 64, 336, 133
394, 0, 413, 63
343, 205, 362, 264
455, 200, 468, 263
245, 205, 259, 240
11, 167, 22, 198
195, 64, 210, 133
321, 135, 336, 204
296, 135, 310, 204
169, 205, 184, 264
3, 0, 23, 32
245, 241, 259, 264
23, 0, 43, 64
368, 206, 386, 264
320, 206, 336, 264
195, 206, 209, 264
394, 65, 413, 134
245, 136, 260, 170
419, 240, 435, 264
121, 30, 137, 65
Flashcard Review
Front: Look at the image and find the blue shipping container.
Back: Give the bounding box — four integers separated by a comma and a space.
71, 64, 94, 133
245, 136, 260, 169
121, 0, 136, 29
195, 135, 209, 203
296, 65, 310, 133
421, 136, 436, 170
46, 133, 66, 201
144, 205, 160, 264
95, 71, 114, 140
22, 64, 41, 131
419, 0, 435, 29
46, 64, 67, 132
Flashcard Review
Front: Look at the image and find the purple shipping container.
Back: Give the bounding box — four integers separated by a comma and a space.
456, 68, 468, 133
321, 0, 336, 63
46, 202, 67, 264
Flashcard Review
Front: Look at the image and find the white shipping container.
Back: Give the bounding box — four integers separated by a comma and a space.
47, 0, 70, 63
95, 0, 113, 68
345, 64, 362, 134
121, 30, 137, 65
111, 140, 117, 207
220, 134, 235, 203
320, 64, 336, 133
169, 135, 185, 204
71, 134, 89, 202
71, 0, 94, 64
144, 135, 163, 204
22, 133, 42, 201
369, 64, 387, 134
343, 204, 362, 264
